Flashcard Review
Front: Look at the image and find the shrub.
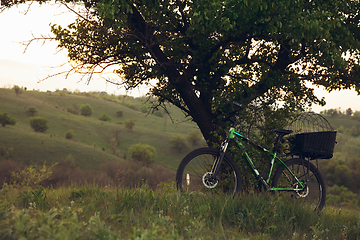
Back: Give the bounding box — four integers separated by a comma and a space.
0, 159, 23, 188
67, 108, 79, 115
0, 112, 17, 127
128, 143, 156, 164
116, 110, 123, 117
153, 110, 164, 117
4, 147, 13, 159
103, 160, 173, 188
26, 106, 38, 116
112, 127, 121, 144
29, 116, 49, 132
0, 146, 5, 156
65, 130, 74, 140
99, 114, 112, 122
122, 101, 137, 110
124, 119, 135, 131
187, 130, 202, 146
13, 85, 22, 96
80, 104, 93, 117
140, 105, 149, 113
0, 146, 14, 159
11, 162, 57, 187
109, 138, 118, 154
170, 135, 188, 152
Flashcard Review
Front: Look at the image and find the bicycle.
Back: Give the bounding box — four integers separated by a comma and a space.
176, 102, 329, 211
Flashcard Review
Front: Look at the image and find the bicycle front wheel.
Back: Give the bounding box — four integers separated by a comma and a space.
272, 158, 326, 211
176, 148, 241, 195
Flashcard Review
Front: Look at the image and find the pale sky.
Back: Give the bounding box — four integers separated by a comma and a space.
1, 2, 360, 113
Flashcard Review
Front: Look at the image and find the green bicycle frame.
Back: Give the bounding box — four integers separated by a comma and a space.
227, 127, 306, 191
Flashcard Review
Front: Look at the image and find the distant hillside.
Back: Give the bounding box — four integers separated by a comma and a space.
0, 88, 205, 171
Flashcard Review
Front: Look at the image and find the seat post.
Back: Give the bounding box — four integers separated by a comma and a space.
271, 129, 293, 154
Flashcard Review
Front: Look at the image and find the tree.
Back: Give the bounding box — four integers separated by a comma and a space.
80, 104, 93, 117
0, 112, 17, 127
26, 106, 38, 116
346, 108, 353, 117
187, 130, 202, 147
124, 119, 135, 131
12, 85, 22, 96
65, 129, 74, 139
4, 0, 360, 145
128, 143, 156, 164
170, 135, 188, 153
99, 113, 112, 121
29, 116, 49, 132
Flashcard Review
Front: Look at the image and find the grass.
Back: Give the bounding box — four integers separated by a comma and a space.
0, 88, 204, 170
1, 184, 360, 239
2, 88, 360, 238
325, 114, 360, 130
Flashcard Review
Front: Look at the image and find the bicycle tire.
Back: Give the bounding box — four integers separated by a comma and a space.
272, 158, 326, 211
176, 148, 241, 195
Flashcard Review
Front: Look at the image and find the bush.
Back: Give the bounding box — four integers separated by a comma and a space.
153, 110, 164, 117
0, 112, 17, 127
187, 130, 202, 146
0, 159, 23, 188
140, 105, 149, 113
65, 130, 74, 140
0, 146, 14, 159
11, 162, 57, 187
103, 160, 173, 188
26, 106, 38, 116
99, 114, 112, 122
124, 119, 135, 131
128, 143, 156, 164
13, 85, 22, 96
29, 116, 49, 132
170, 135, 188, 152
80, 104, 93, 117
116, 110, 123, 117
122, 101, 137, 110
67, 108, 79, 115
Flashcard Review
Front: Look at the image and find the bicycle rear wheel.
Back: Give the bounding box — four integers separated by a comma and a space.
272, 158, 326, 211
176, 148, 241, 195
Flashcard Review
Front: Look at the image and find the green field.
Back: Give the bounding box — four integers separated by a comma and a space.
2, 88, 360, 239
0, 88, 204, 171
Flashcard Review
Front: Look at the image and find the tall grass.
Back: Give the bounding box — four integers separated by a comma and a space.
1, 184, 360, 239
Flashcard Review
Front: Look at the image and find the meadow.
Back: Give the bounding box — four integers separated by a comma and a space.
1, 87, 360, 239
1, 184, 360, 239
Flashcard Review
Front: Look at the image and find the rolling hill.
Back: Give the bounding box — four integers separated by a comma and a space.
0, 88, 204, 172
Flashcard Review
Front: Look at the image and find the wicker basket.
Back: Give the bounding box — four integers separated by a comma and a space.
290, 131, 337, 159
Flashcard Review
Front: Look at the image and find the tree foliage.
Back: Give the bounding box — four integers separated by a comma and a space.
0, 112, 17, 127
3, 0, 360, 145
170, 135, 188, 152
128, 143, 156, 164
12, 85, 22, 96
26, 106, 38, 116
99, 113, 112, 121
80, 104, 94, 117
29, 116, 49, 132
124, 119, 135, 131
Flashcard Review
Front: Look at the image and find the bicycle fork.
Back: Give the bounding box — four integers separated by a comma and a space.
209, 139, 230, 178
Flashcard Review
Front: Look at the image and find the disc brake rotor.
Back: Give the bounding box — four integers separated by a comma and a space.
294, 183, 309, 198
202, 172, 218, 188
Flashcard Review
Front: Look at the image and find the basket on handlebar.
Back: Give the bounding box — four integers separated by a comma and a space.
286, 112, 337, 159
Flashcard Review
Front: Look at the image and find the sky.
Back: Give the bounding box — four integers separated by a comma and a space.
1, 2, 360, 113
